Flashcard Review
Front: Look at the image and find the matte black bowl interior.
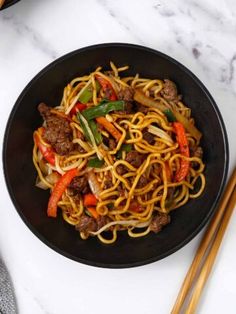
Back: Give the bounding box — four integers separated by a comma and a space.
0, 0, 20, 10
3, 43, 229, 268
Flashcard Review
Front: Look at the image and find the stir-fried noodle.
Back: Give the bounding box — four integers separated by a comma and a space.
33, 62, 205, 244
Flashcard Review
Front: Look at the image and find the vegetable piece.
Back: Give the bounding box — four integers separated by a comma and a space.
88, 120, 103, 145
164, 109, 176, 122
88, 157, 104, 168
46, 172, 61, 185
134, 89, 202, 141
78, 112, 102, 145
173, 122, 190, 182
86, 207, 99, 219
77, 112, 102, 159
116, 144, 132, 159
87, 169, 102, 198
70, 103, 87, 116
96, 117, 122, 141
47, 168, 78, 217
82, 100, 124, 120
148, 125, 174, 144
34, 128, 55, 166
36, 177, 49, 190
84, 193, 98, 206
107, 203, 114, 209
36, 172, 61, 190
95, 74, 117, 100
172, 110, 202, 142
77, 112, 91, 142
78, 81, 100, 104
134, 89, 167, 112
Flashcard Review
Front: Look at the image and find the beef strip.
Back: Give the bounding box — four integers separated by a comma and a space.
117, 87, 134, 102
150, 213, 171, 233
75, 214, 111, 234
190, 146, 203, 168
193, 146, 203, 159
38, 103, 74, 155
103, 178, 113, 190
103, 136, 117, 150
68, 176, 90, 195
116, 164, 128, 175
108, 138, 116, 150
143, 131, 155, 145
125, 151, 144, 168
136, 103, 149, 113
160, 79, 181, 103
74, 143, 86, 153
96, 216, 111, 230
117, 87, 134, 113
137, 175, 149, 188
75, 215, 97, 233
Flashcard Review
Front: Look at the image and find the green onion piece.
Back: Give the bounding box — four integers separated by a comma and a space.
107, 203, 114, 209
99, 98, 109, 105
88, 157, 104, 168
77, 112, 91, 142
79, 81, 100, 104
85, 209, 92, 217
116, 144, 132, 159
82, 100, 125, 120
164, 109, 176, 122
88, 120, 102, 145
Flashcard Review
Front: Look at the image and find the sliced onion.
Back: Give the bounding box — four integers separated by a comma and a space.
45, 172, 61, 185
38, 159, 49, 175
148, 125, 173, 144
35, 177, 49, 190
87, 169, 102, 198
35, 172, 60, 190
134, 89, 167, 111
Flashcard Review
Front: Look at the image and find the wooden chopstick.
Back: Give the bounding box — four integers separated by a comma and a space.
171, 167, 236, 314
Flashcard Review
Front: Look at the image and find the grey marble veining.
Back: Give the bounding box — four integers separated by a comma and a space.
1, 12, 58, 60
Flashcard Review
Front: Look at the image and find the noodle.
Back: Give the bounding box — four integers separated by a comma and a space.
33, 62, 206, 244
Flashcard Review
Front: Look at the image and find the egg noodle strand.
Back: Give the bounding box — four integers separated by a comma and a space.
33, 62, 205, 244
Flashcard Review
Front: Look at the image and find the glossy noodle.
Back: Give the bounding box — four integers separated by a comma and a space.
33, 62, 205, 244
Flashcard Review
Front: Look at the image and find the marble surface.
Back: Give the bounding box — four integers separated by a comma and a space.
0, 0, 236, 313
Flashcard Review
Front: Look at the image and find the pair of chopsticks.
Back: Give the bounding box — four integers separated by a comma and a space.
171, 167, 236, 314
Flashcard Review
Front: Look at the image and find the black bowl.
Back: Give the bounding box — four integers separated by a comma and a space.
3, 43, 229, 268
0, 0, 20, 10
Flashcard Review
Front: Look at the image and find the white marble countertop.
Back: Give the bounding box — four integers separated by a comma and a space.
0, 0, 236, 313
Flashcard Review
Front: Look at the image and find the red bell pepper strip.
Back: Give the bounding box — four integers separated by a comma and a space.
173, 122, 190, 182
47, 168, 79, 217
95, 74, 117, 101
34, 128, 55, 166
86, 207, 99, 219
96, 117, 122, 141
70, 103, 87, 116
84, 193, 98, 206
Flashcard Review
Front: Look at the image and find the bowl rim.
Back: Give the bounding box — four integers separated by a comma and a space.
3, 43, 229, 268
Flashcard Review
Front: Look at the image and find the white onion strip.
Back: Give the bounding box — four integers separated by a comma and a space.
89, 219, 151, 236
148, 125, 173, 144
